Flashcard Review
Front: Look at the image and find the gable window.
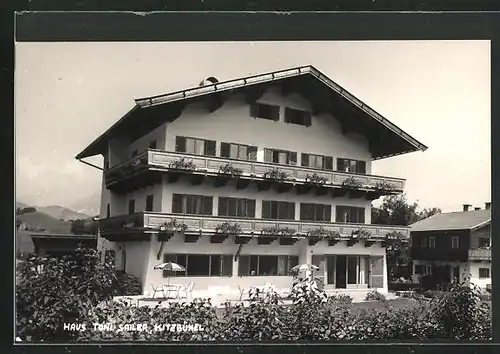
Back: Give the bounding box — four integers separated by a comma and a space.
336, 206, 365, 223
264, 148, 297, 165
337, 158, 367, 174
218, 197, 256, 218
175, 136, 216, 156
145, 195, 154, 212
149, 140, 157, 149
128, 199, 135, 215
301, 153, 334, 170
220, 142, 258, 161
429, 236, 436, 249
300, 203, 332, 222
163, 254, 232, 277
478, 237, 490, 248
451, 236, 460, 249
479, 268, 490, 279
172, 194, 213, 216
262, 200, 295, 220
420, 236, 428, 248
238, 255, 299, 276
250, 102, 280, 121
284, 107, 312, 127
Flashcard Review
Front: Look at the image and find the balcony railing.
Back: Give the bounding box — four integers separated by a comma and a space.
468, 248, 492, 261
99, 212, 409, 240
105, 150, 406, 192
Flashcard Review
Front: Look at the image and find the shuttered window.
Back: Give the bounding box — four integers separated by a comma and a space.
337, 158, 367, 174
284, 107, 312, 127
175, 136, 216, 156
264, 148, 297, 166
301, 153, 333, 170
172, 194, 213, 215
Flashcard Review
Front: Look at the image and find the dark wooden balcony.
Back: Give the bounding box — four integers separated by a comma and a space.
104, 150, 405, 197
468, 248, 492, 262
410, 247, 469, 262
98, 212, 409, 244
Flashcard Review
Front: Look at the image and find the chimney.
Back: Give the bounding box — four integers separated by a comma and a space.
485, 202, 491, 210
474, 207, 481, 211
463, 204, 471, 212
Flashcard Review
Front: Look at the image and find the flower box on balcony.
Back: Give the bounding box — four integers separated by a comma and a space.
184, 234, 200, 243
235, 236, 252, 244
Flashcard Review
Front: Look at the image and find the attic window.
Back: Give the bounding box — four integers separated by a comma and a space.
250, 103, 280, 121
284, 107, 312, 127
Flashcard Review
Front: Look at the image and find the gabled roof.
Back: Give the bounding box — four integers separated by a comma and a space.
76, 65, 428, 160
410, 209, 491, 232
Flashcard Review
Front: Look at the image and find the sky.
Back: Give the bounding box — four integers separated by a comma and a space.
15, 41, 491, 214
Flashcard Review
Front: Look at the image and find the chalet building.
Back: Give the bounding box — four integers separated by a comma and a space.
76, 65, 427, 295
410, 203, 492, 290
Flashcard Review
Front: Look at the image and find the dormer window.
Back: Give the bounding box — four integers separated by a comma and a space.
250, 103, 280, 121
284, 107, 312, 127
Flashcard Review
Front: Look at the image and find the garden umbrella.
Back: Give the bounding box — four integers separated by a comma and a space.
290, 264, 319, 273
153, 262, 186, 288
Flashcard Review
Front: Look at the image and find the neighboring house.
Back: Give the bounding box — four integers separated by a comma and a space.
410, 203, 492, 290
30, 233, 97, 257
76, 65, 427, 295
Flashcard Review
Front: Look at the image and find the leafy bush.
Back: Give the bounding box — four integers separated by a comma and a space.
114, 271, 142, 297
16, 248, 118, 341
365, 290, 386, 302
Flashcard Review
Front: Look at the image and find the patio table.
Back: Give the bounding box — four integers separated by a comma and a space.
163, 284, 182, 299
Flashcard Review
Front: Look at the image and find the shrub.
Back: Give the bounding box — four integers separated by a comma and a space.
114, 272, 142, 297
365, 290, 386, 302
16, 248, 118, 341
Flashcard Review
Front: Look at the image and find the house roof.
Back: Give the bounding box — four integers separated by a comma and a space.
76, 65, 428, 160
410, 209, 491, 232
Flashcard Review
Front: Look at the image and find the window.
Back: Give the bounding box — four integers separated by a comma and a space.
429, 236, 436, 249
420, 236, 428, 248
479, 268, 490, 279
301, 153, 333, 170
337, 158, 366, 174
284, 107, 312, 126
131, 150, 138, 157
238, 255, 299, 276
218, 197, 256, 218
300, 203, 331, 222
128, 200, 135, 215
106, 204, 110, 218
149, 140, 157, 149
336, 206, 365, 223
415, 264, 432, 276
478, 237, 490, 248
220, 142, 258, 161
451, 236, 460, 249
172, 194, 213, 215
264, 148, 297, 165
163, 254, 232, 277
262, 201, 295, 220
250, 102, 280, 121
175, 136, 216, 156
145, 195, 154, 212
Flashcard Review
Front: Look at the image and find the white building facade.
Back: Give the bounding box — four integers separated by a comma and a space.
77, 66, 427, 296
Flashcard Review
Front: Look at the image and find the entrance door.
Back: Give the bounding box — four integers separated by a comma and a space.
335, 255, 347, 289
326, 256, 336, 285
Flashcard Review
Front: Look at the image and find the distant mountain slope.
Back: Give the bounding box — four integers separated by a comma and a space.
36, 205, 91, 221
17, 211, 72, 234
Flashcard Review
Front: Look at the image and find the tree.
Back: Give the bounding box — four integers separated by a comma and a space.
371, 194, 441, 281
70, 218, 98, 235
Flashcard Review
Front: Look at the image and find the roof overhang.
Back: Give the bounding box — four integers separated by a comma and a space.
30, 233, 97, 240
76, 65, 428, 160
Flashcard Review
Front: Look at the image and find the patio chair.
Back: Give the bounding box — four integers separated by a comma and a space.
237, 285, 249, 300
178, 282, 194, 299
151, 282, 165, 299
